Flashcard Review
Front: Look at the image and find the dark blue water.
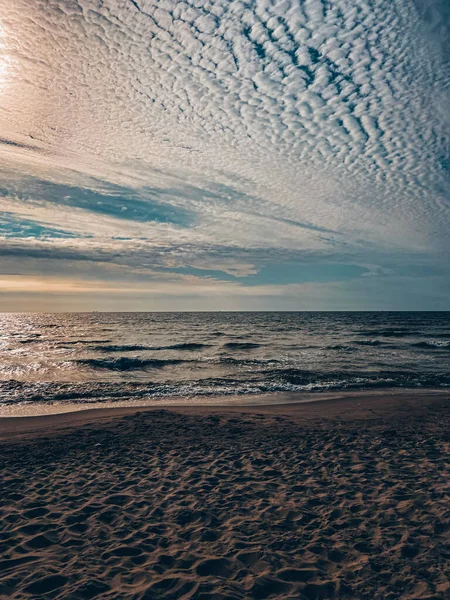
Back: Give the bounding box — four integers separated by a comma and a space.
0, 312, 449, 406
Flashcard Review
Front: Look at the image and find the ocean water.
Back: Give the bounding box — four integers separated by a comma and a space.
0, 312, 449, 408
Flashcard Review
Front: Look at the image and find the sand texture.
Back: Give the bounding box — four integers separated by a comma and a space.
1, 394, 450, 599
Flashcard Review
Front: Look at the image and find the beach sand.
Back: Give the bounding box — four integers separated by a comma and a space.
1, 392, 450, 599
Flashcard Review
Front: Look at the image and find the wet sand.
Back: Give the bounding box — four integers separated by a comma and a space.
1, 392, 450, 599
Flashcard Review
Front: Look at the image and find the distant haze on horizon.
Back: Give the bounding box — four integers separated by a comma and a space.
0, 0, 449, 311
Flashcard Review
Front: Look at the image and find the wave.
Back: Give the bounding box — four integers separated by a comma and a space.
2, 369, 450, 406
357, 329, 421, 337
92, 344, 155, 352
57, 340, 112, 346
0, 380, 162, 403
165, 342, 210, 351
77, 357, 190, 371
91, 342, 210, 352
78, 354, 275, 371
223, 342, 261, 349
264, 368, 450, 389
355, 340, 385, 346
327, 345, 357, 352
411, 341, 450, 349
217, 357, 280, 365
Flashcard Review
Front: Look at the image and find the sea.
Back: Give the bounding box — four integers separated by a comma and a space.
1, 312, 449, 412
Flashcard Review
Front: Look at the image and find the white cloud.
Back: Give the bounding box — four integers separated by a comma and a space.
0, 0, 448, 307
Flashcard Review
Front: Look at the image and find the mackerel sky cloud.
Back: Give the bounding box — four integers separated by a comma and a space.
0, 0, 449, 310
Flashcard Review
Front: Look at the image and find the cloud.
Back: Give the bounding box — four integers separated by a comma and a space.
0, 0, 448, 308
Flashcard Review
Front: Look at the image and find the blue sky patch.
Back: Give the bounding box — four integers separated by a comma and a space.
0, 177, 195, 227
0, 213, 85, 239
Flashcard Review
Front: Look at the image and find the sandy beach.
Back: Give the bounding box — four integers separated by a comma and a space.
1, 392, 450, 599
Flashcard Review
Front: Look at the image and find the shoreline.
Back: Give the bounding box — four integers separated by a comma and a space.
1, 386, 448, 418
1, 388, 449, 441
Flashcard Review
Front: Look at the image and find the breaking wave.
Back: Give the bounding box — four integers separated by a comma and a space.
411, 341, 450, 349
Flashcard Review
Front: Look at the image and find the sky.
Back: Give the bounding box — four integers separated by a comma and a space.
0, 0, 449, 311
